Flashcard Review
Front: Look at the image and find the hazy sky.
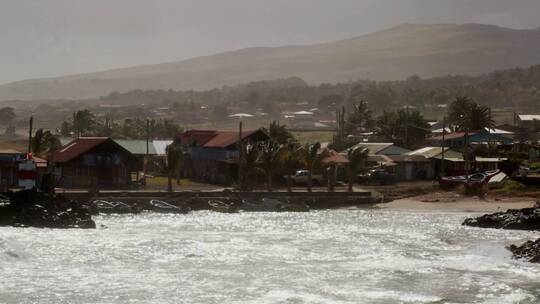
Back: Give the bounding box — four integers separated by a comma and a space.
2, 0, 540, 84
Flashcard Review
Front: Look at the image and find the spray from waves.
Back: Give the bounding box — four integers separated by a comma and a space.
0, 237, 27, 260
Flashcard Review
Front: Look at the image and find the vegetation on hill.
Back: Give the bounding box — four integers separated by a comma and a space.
2, 23, 540, 100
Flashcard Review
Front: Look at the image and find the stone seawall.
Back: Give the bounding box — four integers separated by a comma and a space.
61, 191, 376, 210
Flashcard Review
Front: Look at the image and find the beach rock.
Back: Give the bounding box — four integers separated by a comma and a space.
0, 190, 95, 229
462, 207, 540, 231
507, 238, 540, 263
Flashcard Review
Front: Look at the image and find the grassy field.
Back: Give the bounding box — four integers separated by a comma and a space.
144, 176, 221, 191
292, 131, 334, 144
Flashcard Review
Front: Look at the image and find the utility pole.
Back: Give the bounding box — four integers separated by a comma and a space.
440, 117, 446, 178
143, 119, 150, 186
27, 116, 33, 155
237, 121, 243, 190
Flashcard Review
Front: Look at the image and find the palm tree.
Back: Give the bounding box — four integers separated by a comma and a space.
264, 121, 294, 145
257, 141, 283, 191
448, 96, 473, 129
346, 100, 374, 134
31, 129, 61, 157
346, 147, 369, 192
448, 96, 494, 131
165, 143, 184, 192
465, 104, 495, 131
281, 143, 302, 192
299, 142, 327, 192
376, 111, 398, 141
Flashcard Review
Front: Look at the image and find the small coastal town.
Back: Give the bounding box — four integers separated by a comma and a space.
2, 1, 540, 303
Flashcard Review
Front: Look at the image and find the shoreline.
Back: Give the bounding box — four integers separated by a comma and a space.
375, 192, 537, 212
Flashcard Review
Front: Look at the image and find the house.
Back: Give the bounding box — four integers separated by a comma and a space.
0, 149, 47, 189
52, 137, 140, 188
516, 114, 540, 130
387, 154, 433, 181
115, 139, 173, 173
407, 146, 505, 177
349, 142, 410, 156
179, 129, 270, 184
427, 130, 513, 149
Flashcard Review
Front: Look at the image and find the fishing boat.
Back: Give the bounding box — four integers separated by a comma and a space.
439, 170, 500, 187
149, 199, 190, 214
208, 200, 238, 213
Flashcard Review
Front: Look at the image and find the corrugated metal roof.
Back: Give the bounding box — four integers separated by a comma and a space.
350, 142, 409, 155
115, 140, 157, 155
180, 129, 266, 149
407, 147, 463, 159
518, 114, 540, 121
388, 155, 430, 163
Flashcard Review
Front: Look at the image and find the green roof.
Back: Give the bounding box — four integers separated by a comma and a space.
115, 140, 157, 155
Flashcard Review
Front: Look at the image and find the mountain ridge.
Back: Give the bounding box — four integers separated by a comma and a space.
2, 23, 540, 100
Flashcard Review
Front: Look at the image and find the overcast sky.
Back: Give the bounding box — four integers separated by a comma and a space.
1, 0, 540, 84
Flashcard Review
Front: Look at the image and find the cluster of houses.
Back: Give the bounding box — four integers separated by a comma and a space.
1, 112, 540, 190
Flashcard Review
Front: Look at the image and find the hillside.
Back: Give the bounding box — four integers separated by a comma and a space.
2, 23, 540, 101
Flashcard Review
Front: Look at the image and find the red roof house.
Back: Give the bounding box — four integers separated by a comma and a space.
53, 137, 139, 188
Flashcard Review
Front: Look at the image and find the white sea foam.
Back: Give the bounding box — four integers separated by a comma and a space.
0, 209, 539, 303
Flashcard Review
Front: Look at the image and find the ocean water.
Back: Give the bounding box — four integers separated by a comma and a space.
0, 209, 539, 304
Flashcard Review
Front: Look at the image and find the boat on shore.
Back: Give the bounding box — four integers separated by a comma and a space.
149, 199, 190, 214
439, 170, 500, 187
208, 200, 239, 213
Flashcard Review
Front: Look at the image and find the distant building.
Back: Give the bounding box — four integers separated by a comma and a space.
427, 130, 513, 149
0, 149, 47, 189
179, 129, 270, 184
52, 137, 140, 188
516, 114, 540, 130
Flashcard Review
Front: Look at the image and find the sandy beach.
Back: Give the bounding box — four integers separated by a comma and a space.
375, 191, 537, 212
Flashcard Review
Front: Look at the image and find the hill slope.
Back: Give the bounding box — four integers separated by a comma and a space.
2, 23, 540, 100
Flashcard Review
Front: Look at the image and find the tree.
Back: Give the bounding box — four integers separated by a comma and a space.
264, 121, 294, 145
165, 143, 184, 192
345, 100, 374, 134
299, 142, 327, 192
448, 96, 494, 131
281, 143, 302, 192
60, 121, 72, 137
31, 129, 61, 157
376, 109, 429, 146
346, 147, 369, 192
4, 124, 16, 137
257, 141, 283, 191
72, 109, 96, 136
0, 107, 16, 124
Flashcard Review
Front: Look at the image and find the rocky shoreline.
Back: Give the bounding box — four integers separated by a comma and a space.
507, 239, 540, 263
0, 190, 95, 229
463, 204, 540, 263
462, 206, 540, 231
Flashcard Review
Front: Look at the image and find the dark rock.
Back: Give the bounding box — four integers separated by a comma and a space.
462, 207, 540, 231
507, 238, 540, 263
0, 190, 95, 229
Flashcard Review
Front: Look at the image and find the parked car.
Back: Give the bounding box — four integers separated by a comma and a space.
286, 170, 325, 186
358, 169, 395, 185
